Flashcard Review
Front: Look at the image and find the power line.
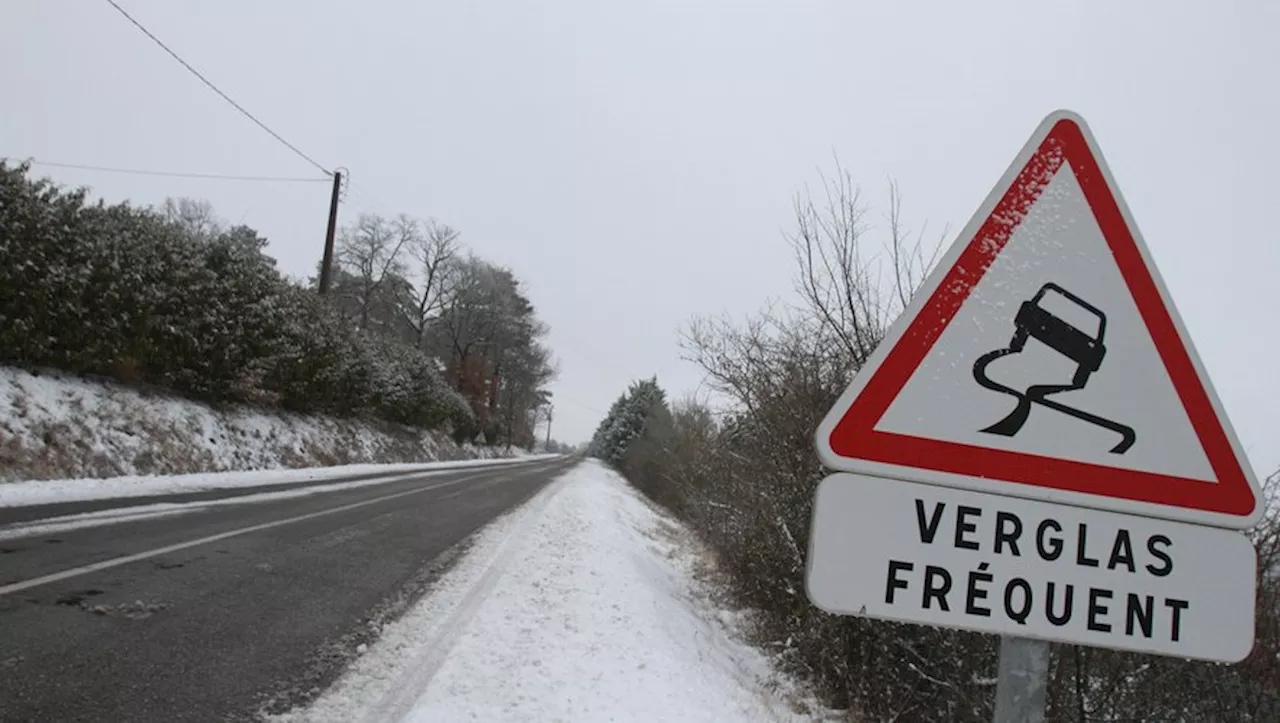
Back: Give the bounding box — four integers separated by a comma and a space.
6, 157, 330, 183
343, 180, 429, 228
104, 0, 331, 177
555, 393, 607, 417
344, 181, 390, 216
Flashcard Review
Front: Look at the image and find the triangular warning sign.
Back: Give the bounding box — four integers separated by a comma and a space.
816, 110, 1261, 528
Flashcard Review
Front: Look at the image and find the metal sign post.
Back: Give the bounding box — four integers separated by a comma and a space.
993, 637, 1049, 723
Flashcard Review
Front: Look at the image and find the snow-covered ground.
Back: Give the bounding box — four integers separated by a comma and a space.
0, 454, 556, 508
274, 461, 825, 723
0, 366, 525, 483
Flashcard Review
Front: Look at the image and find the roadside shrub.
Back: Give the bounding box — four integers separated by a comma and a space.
589, 162, 1280, 720
0, 161, 473, 433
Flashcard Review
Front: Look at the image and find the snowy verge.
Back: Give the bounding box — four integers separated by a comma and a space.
0, 366, 528, 484
272, 460, 827, 723
0, 455, 560, 509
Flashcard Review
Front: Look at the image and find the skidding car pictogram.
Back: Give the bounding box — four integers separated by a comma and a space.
972, 282, 1136, 454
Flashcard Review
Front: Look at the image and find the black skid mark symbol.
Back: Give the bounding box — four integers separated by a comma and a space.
972, 282, 1135, 454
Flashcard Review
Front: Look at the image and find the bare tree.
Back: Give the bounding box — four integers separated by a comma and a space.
425, 256, 556, 446
402, 219, 460, 348
161, 197, 221, 242
335, 213, 414, 331
789, 161, 942, 368
887, 178, 945, 310
665, 164, 997, 718
428, 256, 491, 364
665, 160, 1280, 721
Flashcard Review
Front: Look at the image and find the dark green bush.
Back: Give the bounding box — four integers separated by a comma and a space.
0, 161, 474, 433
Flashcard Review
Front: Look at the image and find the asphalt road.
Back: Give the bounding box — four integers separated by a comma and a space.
0, 456, 578, 722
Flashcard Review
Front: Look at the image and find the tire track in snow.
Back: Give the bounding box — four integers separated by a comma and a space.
363, 471, 572, 723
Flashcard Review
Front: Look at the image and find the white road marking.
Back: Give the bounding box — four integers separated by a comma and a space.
0, 507, 200, 542
0, 465, 559, 596
0, 470, 453, 542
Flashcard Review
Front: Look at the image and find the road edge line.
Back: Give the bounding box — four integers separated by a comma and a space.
0, 471, 494, 597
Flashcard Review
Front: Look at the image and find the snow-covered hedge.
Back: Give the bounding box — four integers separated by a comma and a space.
0, 366, 508, 482
0, 162, 473, 435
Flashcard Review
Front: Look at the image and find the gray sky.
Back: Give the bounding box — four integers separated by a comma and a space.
4, 1, 1276, 475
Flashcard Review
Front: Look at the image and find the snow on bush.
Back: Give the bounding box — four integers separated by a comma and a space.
0, 366, 512, 483
0, 162, 473, 436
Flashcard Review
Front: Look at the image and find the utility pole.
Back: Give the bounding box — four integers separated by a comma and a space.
545, 404, 554, 449
318, 169, 343, 295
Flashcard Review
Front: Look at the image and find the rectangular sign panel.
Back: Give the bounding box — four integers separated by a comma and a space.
805, 473, 1257, 662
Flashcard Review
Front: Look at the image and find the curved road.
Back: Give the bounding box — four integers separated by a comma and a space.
0, 456, 578, 722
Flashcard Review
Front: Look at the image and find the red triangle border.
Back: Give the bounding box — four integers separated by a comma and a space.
827, 118, 1256, 517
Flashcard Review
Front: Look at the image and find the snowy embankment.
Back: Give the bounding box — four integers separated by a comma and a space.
0, 366, 520, 484
274, 461, 827, 723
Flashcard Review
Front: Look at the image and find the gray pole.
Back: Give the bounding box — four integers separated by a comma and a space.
318, 170, 343, 295
993, 636, 1050, 723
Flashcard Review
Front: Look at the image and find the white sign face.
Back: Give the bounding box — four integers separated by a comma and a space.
876, 165, 1208, 481
815, 110, 1261, 529
805, 473, 1257, 663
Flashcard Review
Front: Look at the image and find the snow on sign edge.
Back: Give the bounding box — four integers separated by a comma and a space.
875, 164, 1214, 481
813, 109, 1262, 530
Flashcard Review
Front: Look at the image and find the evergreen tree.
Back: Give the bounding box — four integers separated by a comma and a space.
0, 162, 479, 436
587, 377, 673, 476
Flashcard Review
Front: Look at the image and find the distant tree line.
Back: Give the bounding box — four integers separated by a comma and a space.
541, 439, 575, 454
589, 165, 1280, 721
0, 162, 555, 447
323, 210, 556, 448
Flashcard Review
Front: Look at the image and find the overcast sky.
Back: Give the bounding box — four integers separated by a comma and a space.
3, 1, 1276, 475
